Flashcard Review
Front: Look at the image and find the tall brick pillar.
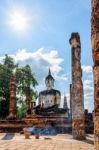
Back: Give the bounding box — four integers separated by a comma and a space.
69, 33, 85, 140
9, 75, 16, 118
91, 0, 99, 149
26, 87, 31, 115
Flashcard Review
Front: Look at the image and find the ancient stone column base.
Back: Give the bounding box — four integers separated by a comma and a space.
72, 119, 85, 140
72, 129, 85, 140
95, 138, 99, 150
7, 112, 16, 120
94, 116, 99, 150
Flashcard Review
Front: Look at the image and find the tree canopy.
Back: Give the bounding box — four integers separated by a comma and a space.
0, 55, 38, 119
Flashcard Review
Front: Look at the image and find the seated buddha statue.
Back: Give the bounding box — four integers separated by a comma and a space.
35, 69, 61, 115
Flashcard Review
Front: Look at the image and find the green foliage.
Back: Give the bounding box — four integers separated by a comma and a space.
17, 101, 26, 119
16, 65, 38, 102
0, 55, 16, 118
0, 55, 38, 119
16, 65, 38, 118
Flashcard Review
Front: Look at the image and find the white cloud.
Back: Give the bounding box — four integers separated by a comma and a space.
13, 49, 32, 61
82, 65, 94, 112
13, 48, 63, 68
82, 65, 92, 74
14, 48, 67, 81
83, 80, 93, 91
0, 48, 67, 84
55, 74, 67, 81
83, 79, 94, 112
0, 56, 5, 64
84, 80, 92, 85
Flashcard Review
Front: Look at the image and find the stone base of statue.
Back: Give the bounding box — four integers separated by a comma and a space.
6, 113, 16, 120
33, 104, 68, 116
23, 105, 71, 135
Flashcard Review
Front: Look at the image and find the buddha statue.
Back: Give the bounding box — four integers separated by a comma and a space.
34, 69, 61, 115
39, 69, 61, 108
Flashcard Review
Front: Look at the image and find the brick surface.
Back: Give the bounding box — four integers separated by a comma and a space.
69, 33, 85, 140
91, 0, 99, 149
0, 133, 94, 150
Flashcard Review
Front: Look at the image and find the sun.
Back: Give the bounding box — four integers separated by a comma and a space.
8, 9, 30, 32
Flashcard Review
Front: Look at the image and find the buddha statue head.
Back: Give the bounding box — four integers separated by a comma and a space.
45, 69, 55, 90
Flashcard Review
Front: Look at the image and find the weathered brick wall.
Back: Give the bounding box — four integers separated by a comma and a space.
91, 0, 99, 149
9, 76, 16, 118
69, 33, 85, 140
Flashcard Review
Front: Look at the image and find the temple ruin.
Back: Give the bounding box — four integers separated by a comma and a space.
0, 1, 97, 145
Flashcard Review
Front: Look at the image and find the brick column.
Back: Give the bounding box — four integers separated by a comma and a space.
69, 33, 85, 140
91, 0, 99, 149
26, 87, 31, 115
9, 75, 16, 118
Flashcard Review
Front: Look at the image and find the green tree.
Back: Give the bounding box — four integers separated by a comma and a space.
16, 65, 38, 116
0, 55, 17, 118
17, 100, 26, 119
0, 55, 38, 119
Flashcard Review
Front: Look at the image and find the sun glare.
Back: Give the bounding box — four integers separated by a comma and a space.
8, 9, 30, 32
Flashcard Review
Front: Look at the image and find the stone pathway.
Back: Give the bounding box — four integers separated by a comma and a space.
0, 133, 94, 150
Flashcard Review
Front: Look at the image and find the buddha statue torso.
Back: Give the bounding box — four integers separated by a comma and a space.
39, 89, 61, 108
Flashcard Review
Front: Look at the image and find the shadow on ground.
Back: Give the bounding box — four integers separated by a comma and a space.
2, 133, 15, 140
82, 135, 94, 145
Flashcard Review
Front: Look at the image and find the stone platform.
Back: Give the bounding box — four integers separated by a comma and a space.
0, 115, 93, 134
0, 120, 28, 132
23, 115, 72, 133
24, 115, 71, 125
0, 116, 72, 133
0, 133, 94, 150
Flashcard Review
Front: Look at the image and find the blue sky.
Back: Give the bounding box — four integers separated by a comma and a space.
0, 0, 93, 111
